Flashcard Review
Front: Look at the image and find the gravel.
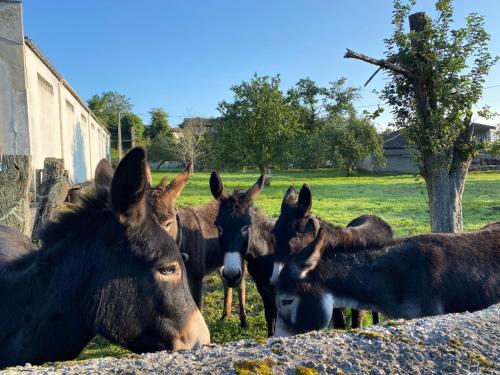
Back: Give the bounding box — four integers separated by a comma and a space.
3, 304, 499, 374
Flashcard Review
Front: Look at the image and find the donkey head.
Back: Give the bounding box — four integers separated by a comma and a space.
148, 164, 193, 244
210, 171, 265, 287
89, 151, 208, 352
274, 227, 333, 336
270, 184, 319, 285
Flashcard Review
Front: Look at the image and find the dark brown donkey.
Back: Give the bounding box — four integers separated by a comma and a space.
0, 148, 209, 368
275, 223, 500, 336
210, 172, 276, 336
143, 165, 248, 326
270, 184, 394, 328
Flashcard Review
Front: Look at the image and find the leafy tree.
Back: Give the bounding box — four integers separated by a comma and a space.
146, 134, 179, 170
121, 113, 145, 148
87, 91, 133, 154
147, 107, 172, 140
212, 75, 302, 181
328, 114, 385, 175
87, 91, 132, 131
287, 78, 360, 168
345, 0, 498, 232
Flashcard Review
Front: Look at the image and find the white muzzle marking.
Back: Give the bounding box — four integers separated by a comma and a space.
223, 252, 242, 277
274, 317, 293, 337
269, 262, 284, 285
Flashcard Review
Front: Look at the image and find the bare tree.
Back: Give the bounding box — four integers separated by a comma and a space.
176, 118, 209, 167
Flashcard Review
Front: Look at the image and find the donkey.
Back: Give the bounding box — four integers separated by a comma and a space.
270, 184, 394, 328
145, 166, 248, 327
209, 172, 276, 336
0, 148, 209, 368
274, 222, 500, 336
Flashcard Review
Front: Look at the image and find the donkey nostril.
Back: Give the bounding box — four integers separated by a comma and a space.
282, 299, 294, 306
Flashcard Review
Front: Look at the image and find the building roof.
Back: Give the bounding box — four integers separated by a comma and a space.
472, 123, 496, 131
383, 123, 497, 150
24, 37, 110, 135
383, 132, 406, 149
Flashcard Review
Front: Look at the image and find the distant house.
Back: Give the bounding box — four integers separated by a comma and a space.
358, 123, 498, 173
171, 117, 215, 139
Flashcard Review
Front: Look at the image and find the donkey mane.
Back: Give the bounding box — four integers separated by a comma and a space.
2, 191, 166, 276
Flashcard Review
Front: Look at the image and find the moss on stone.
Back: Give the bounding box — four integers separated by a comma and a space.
295, 366, 319, 375
449, 337, 463, 349
233, 358, 276, 375
466, 351, 494, 369
357, 330, 386, 340
254, 337, 267, 345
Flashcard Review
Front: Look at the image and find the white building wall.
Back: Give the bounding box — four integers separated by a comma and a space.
24, 46, 63, 170
24, 44, 110, 183
1, 2, 110, 185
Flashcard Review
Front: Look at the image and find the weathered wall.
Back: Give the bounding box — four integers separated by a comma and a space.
0, 1, 30, 156
358, 154, 419, 174
0, 1, 110, 185
24, 45, 110, 183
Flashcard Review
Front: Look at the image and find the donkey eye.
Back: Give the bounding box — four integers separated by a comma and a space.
282, 299, 294, 306
241, 225, 250, 235
164, 220, 173, 228
157, 264, 177, 276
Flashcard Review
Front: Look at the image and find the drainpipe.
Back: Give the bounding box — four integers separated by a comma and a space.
57, 78, 65, 159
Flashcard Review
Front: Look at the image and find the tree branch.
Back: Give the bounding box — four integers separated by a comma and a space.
344, 49, 410, 77
364, 67, 382, 87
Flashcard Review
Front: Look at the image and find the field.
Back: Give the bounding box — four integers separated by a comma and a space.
78, 168, 500, 360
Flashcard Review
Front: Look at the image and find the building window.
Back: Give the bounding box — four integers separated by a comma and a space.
81, 114, 87, 125
65, 100, 74, 113
37, 73, 53, 95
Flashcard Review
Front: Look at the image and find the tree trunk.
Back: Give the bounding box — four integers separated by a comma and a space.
0, 155, 32, 235
32, 158, 70, 241
423, 156, 470, 233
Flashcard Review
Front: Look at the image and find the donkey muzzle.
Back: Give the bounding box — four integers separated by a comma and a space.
172, 308, 210, 350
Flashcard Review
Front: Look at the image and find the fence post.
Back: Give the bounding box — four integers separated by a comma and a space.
32, 158, 70, 241
0, 155, 32, 236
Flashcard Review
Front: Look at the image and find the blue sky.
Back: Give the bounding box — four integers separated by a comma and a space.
23, 0, 500, 128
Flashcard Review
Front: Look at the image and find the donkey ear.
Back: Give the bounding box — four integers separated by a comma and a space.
294, 228, 327, 279
95, 159, 114, 200
298, 184, 312, 217
303, 217, 317, 236
164, 162, 192, 202
210, 170, 227, 200
244, 175, 265, 205
281, 186, 296, 213
111, 147, 149, 225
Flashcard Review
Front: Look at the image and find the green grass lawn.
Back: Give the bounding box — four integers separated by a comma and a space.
78, 168, 500, 360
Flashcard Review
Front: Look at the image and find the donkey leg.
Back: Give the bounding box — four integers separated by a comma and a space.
238, 279, 248, 328
351, 309, 365, 328
372, 311, 380, 325
332, 308, 346, 329
220, 287, 233, 321
256, 285, 276, 336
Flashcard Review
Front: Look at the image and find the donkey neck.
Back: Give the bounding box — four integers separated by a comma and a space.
0, 242, 95, 367
179, 200, 223, 273
248, 207, 275, 259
